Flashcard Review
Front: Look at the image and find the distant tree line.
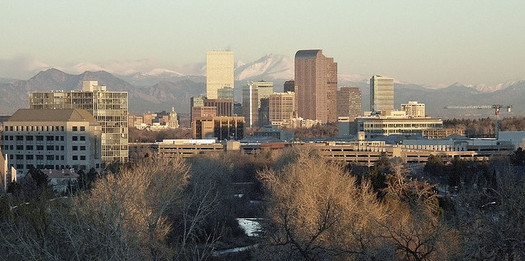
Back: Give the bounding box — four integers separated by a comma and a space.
444, 116, 525, 137
128, 127, 192, 143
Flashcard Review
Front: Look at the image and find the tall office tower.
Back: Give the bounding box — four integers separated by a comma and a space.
249, 81, 274, 108
217, 87, 234, 100
30, 81, 128, 163
401, 101, 425, 117
295, 50, 338, 123
206, 50, 234, 99
242, 84, 259, 127
370, 75, 395, 112
269, 92, 296, 124
337, 87, 362, 119
1, 109, 103, 177
258, 98, 270, 126
190, 95, 206, 122
203, 99, 233, 116
284, 80, 295, 93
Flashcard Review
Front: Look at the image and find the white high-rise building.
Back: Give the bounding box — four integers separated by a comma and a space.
370, 75, 395, 112
206, 51, 234, 99
401, 101, 426, 118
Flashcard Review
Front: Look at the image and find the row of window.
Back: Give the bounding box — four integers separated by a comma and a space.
2, 135, 85, 142
14, 164, 89, 171
9, 154, 86, 161
2, 145, 86, 151
4, 125, 86, 132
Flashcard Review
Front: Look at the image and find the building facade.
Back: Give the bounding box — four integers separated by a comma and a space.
370, 75, 395, 112
30, 81, 128, 163
269, 92, 296, 125
1, 109, 102, 178
203, 99, 233, 117
206, 50, 234, 99
192, 116, 245, 140
356, 116, 443, 139
337, 87, 362, 119
295, 50, 337, 123
243, 84, 259, 127
401, 101, 426, 118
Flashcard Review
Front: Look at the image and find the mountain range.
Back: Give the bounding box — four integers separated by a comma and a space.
0, 54, 523, 119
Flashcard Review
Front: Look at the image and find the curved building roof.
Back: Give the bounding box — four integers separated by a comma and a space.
295, 49, 321, 59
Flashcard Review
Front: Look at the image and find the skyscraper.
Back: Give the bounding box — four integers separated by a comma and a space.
295, 50, 337, 123
206, 51, 234, 99
242, 84, 258, 127
269, 92, 296, 124
370, 75, 394, 112
30, 81, 128, 163
337, 87, 362, 119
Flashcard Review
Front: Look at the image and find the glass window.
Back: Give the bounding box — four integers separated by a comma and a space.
72, 126, 78, 131
80, 126, 86, 131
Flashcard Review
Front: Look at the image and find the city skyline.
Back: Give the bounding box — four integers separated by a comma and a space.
1, 1, 524, 86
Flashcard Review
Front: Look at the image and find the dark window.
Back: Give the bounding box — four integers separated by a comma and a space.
16, 136, 23, 141
80, 126, 86, 131
80, 146, 86, 151
60, 146, 64, 151
72, 136, 78, 141
26, 145, 33, 150
72, 146, 78, 151
36, 145, 44, 150
72, 126, 78, 131
80, 156, 86, 160
26, 155, 33, 160
80, 136, 86, 141
16, 145, 23, 150
46, 145, 54, 150
60, 136, 64, 141
46, 155, 54, 160
46, 136, 54, 141
36, 136, 44, 141
72, 155, 78, 160
26, 136, 34, 141
16, 155, 23, 160
26, 164, 33, 169
36, 155, 44, 160
16, 164, 23, 169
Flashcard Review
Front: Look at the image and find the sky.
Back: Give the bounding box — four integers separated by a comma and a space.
1, 0, 524, 85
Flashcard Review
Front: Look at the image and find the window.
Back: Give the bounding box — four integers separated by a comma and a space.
46, 155, 54, 160
26, 155, 33, 160
46, 145, 54, 150
16, 135, 23, 141
61, 155, 64, 160
80, 136, 86, 141
36, 155, 44, 160
60, 146, 64, 151
16, 154, 23, 160
72, 146, 78, 151
26, 164, 33, 169
80, 126, 86, 131
72, 136, 78, 141
80, 146, 86, 151
16, 145, 23, 150
36, 145, 44, 150
72, 126, 78, 131
36, 136, 44, 141
16, 164, 23, 169
72, 155, 78, 160
26, 136, 34, 141
46, 136, 54, 141
80, 156, 86, 160
60, 136, 64, 141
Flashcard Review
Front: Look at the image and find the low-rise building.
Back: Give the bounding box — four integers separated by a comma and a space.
1, 109, 102, 178
193, 116, 245, 140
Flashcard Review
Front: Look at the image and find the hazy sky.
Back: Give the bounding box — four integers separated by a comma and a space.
1, 0, 524, 85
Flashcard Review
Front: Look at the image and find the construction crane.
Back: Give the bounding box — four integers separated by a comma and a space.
444, 104, 512, 139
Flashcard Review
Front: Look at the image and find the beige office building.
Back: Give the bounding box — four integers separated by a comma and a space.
295, 50, 337, 123
269, 92, 296, 125
30, 81, 128, 163
192, 116, 245, 140
337, 87, 362, 119
370, 75, 395, 112
1, 109, 102, 177
206, 51, 234, 99
401, 101, 425, 117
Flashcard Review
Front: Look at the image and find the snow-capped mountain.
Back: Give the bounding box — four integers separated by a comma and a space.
234, 54, 293, 81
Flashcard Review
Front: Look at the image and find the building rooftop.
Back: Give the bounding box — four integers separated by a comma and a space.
295, 50, 321, 59
8, 109, 98, 123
